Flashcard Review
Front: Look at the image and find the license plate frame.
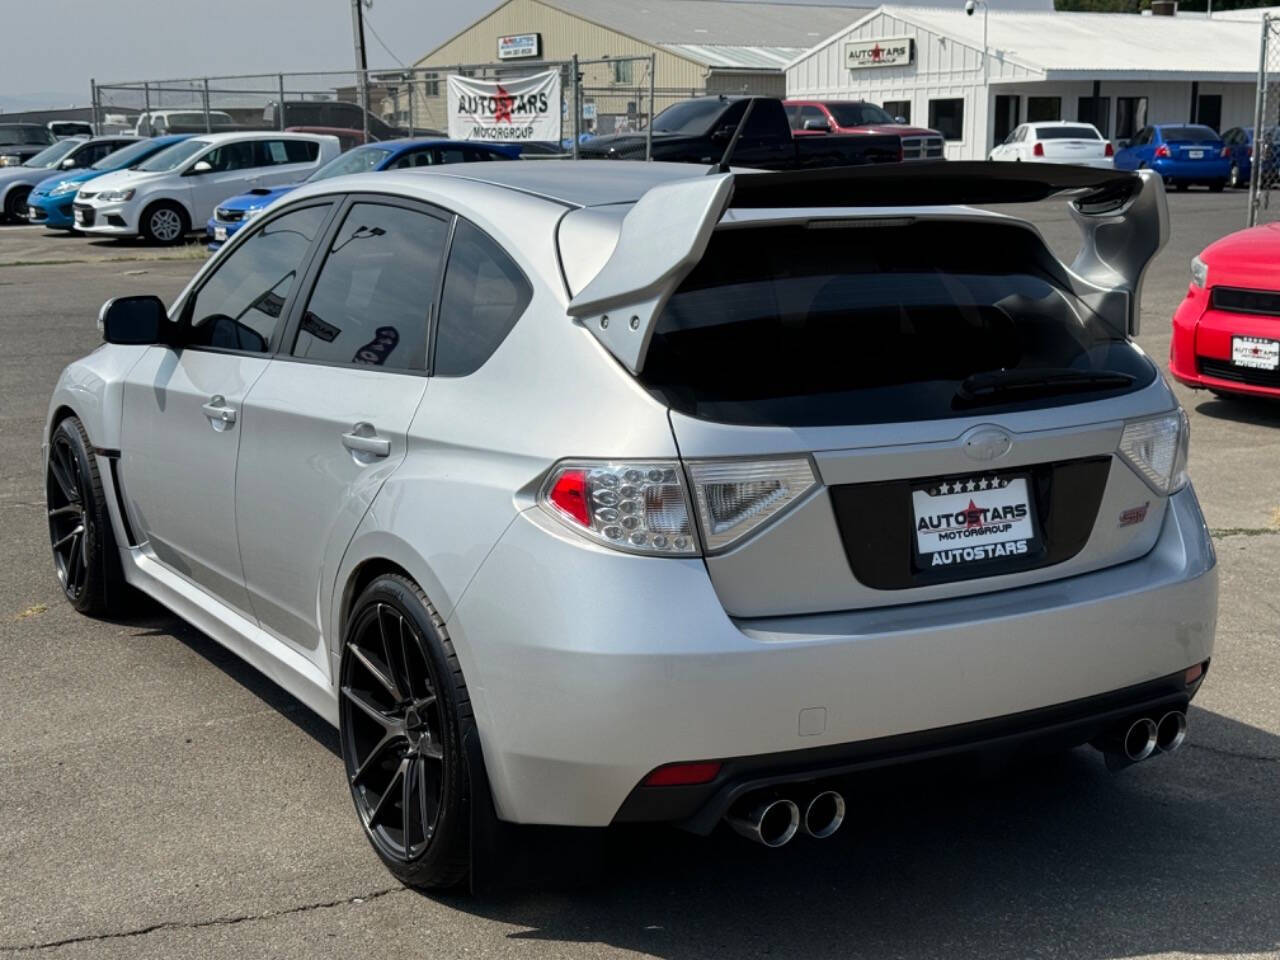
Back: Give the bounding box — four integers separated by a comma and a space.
911, 474, 1041, 572
1232, 335, 1280, 371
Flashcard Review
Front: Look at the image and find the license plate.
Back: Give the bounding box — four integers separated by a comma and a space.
74, 208, 86, 224
1188, 150, 1204, 159
912, 476, 1036, 568
214, 226, 227, 242
1232, 336, 1280, 370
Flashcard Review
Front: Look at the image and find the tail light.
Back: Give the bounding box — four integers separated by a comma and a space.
540, 457, 818, 556
1118, 411, 1189, 496
1154, 144, 1171, 158
1033, 142, 1045, 157
540, 461, 698, 555
1248, 145, 1254, 158
1220, 146, 1231, 158
1105, 142, 1114, 157
685, 458, 817, 553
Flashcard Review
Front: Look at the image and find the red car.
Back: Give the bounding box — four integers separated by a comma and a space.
783, 99, 944, 160
1170, 222, 1280, 399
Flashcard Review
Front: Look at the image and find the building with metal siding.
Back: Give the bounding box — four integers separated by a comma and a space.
786, 6, 1260, 160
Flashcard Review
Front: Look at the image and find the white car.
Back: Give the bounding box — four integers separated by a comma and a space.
989, 121, 1115, 168
134, 109, 236, 137
74, 132, 339, 243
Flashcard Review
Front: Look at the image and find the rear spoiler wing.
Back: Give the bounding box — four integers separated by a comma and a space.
566, 162, 1167, 374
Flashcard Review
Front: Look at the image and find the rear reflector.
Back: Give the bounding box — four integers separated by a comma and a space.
1185, 662, 1205, 685
642, 761, 723, 787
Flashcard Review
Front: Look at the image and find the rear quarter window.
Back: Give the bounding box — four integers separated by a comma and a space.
639, 221, 1155, 426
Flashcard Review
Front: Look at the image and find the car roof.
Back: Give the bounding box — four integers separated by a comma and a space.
85, 135, 139, 143
392, 159, 712, 208
183, 131, 333, 144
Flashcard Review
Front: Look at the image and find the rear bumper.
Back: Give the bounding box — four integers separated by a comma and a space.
1170, 287, 1280, 397
449, 486, 1217, 828
1152, 157, 1231, 182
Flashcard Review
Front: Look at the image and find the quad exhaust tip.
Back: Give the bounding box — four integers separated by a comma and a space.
1156, 710, 1188, 754
802, 790, 846, 839
1123, 717, 1159, 763
728, 797, 800, 848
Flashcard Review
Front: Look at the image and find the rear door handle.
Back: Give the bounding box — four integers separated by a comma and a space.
201, 395, 237, 425
342, 423, 390, 458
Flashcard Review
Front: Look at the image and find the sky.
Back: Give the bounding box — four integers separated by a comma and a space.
0, 0, 503, 110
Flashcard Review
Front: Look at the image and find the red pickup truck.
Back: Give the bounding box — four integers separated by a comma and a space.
784, 100, 945, 161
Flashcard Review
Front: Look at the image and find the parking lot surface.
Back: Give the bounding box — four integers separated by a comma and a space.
2, 192, 1279, 959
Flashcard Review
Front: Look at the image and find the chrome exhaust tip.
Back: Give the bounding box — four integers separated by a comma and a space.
727, 797, 800, 848
1156, 710, 1188, 754
802, 790, 846, 839
1122, 717, 1159, 763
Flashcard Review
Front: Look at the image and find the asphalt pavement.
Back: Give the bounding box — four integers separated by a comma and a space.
1, 191, 1278, 959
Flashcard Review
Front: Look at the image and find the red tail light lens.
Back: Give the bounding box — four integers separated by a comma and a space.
1033, 142, 1045, 157
1155, 144, 1171, 158
643, 761, 722, 787
1220, 146, 1231, 158
539, 461, 698, 555
1105, 142, 1114, 157
547, 469, 590, 526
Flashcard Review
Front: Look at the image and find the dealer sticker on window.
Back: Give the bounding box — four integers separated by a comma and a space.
912, 476, 1035, 567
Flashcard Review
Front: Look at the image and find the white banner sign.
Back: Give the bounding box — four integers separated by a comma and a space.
447, 70, 562, 142
845, 37, 914, 69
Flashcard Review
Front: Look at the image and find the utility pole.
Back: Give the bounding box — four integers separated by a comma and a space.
351, 0, 370, 141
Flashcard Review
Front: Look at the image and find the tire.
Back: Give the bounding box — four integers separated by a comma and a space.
1210, 180, 1226, 193
139, 201, 188, 245
46, 416, 130, 616
339, 574, 473, 889
3, 186, 31, 223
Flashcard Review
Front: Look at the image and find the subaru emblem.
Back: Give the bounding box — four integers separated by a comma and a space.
962, 426, 1014, 462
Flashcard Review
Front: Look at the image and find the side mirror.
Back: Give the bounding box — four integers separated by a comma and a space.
802, 119, 831, 132
188, 159, 213, 175
60, 156, 78, 169
710, 125, 734, 143
99, 296, 170, 345
894, 115, 908, 124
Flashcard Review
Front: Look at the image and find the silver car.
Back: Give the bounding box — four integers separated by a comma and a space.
44, 160, 1217, 890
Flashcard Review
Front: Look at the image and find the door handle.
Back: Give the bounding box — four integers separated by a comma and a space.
342, 423, 390, 458
201, 395, 237, 425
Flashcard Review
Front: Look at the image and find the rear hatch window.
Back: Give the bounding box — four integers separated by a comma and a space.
639, 220, 1155, 427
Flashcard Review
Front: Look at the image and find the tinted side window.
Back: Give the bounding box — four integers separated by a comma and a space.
292, 202, 448, 371
186, 204, 329, 353
744, 99, 787, 138
434, 220, 531, 377
205, 141, 256, 172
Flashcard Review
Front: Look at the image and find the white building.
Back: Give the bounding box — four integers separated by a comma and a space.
786, 6, 1262, 159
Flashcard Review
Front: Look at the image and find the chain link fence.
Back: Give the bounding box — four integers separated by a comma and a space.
1249, 14, 1280, 226
92, 56, 672, 158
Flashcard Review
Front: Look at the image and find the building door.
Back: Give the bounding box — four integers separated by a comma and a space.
1115, 96, 1148, 145
1027, 97, 1061, 122
1078, 97, 1111, 138
993, 95, 1020, 148
1196, 94, 1223, 133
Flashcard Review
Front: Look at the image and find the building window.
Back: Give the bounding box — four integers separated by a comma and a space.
1027, 97, 1061, 122
993, 95, 1019, 148
611, 59, 634, 84
1115, 96, 1148, 142
928, 98, 965, 141
422, 73, 440, 97
883, 99, 911, 123
1078, 97, 1110, 137
1196, 94, 1222, 133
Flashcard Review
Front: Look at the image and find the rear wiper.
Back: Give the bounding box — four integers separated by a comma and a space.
954, 368, 1135, 407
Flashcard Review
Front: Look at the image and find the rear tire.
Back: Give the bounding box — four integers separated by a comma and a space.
139, 201, 188, 245
46, 417, 130, 616
339, 574, 473, 890
4, 186, 31, 223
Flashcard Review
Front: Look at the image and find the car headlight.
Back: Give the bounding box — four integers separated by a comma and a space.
50, 180, 80, 196
1118, 411, 1190, 496
1190, 255, 1208, 289
0, 155, 21, 167
96, 188, 135, 202
243, 206, 265, 220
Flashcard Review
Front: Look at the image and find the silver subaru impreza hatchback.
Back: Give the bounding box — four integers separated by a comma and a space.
44, 159, 1216, 890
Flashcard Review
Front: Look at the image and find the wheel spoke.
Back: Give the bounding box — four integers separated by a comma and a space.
51, 524, 85, 552
48, 454, 77, 504
66, 533, 83, 587
402, 753, 415, 847
417, 739, 443, 762
348, 643, 398, 700
376, 605, 407, 701
417, 757, 434, 842
341, 684, 400, 736
349, 731, 404, 787
368, 756, 409, 829
48, 504, 81, 520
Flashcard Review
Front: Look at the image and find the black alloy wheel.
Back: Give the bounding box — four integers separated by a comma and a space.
339, 575, 471, 888
47, 431, 90, 602
4, 186, 31, 223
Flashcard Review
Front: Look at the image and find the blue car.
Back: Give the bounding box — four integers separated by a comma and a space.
1112, 123, 1230, 191
1220, 126, 1280, 190
206, 138, 520, 250
25, 134, 193, 229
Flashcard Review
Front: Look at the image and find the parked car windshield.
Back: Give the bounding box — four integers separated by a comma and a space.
306, 145, 393, 181
21, 139, 83, 168
0, 124, 55, 146
826, 103, 896, 126
639, 220, 1154, 426
90, 138, 158, 170
136, 139, 210, 172
1036, 125, 1100, 140
1161, 125, 1219, 142
652, 99, 731, 135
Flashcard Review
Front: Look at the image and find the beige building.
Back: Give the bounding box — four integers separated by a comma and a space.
408, 0, 880, 134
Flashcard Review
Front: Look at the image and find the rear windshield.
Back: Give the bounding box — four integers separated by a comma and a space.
653, 99, 728, 135
1161, 125, 1218, 142
0, 124, 54, 146
1036, 125, 1099, 140
639, 221, 1155, 427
